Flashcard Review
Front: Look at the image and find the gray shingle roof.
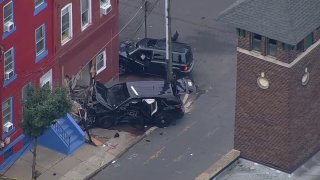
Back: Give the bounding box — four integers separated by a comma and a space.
217, 0, 320, 45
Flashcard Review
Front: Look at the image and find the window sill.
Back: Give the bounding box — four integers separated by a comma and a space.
35, 49, 48, 63
2, 27, 16, 40
3, 74, 17, 87
34, 2, 48, 16
2, 127, 15, 139
61, 38, 72, 46
96, 66, 106, 75
81, 23, 91, 32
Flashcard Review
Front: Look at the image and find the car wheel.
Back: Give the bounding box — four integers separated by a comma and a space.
119, 64, 126, 75
154, 113, 171, 128
95, 115, 115, 129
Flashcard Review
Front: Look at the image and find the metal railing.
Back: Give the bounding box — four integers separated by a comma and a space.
52, 121, 71, 148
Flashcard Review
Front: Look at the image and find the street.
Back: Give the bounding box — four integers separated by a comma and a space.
92, 0, 237, 179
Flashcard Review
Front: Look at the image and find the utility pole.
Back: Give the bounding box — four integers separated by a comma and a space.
165, 0, 173, 82
144, 0, 148, 38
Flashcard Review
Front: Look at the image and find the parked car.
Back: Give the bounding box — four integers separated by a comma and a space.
119, 38, 194, 78
87, 79, 194, 129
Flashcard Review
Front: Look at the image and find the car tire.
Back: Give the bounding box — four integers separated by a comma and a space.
95, 115, 115, 129
119, 64, 126, 75
154, 113, 171, 128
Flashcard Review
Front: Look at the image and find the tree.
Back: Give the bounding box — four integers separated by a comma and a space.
21, 85, 72, 180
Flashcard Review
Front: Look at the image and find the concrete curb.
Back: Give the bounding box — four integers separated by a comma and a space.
84, 126, 158, 180
195, 149, 240, 180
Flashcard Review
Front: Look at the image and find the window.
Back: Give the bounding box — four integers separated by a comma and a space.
40, 69, 52, 88
282, 43, 295, 51
2, 98, 12, 126
252, 33, 262, 52
34, 0, 48, 16
61, 4, 72, 45
35, 0, 44, 7
3, 1, 15, 38
296, 40, 304, 53
4, 48, 14, 81
305, 33, 314, 49
237, 28, 245, 38
267, 39, 277, 57
22, 82, 34, 102
100, 0, 111, 15
81, 0, 91, 30
96, 51, 106, 74
35, 24, 46, 56
153, 51, 166, 61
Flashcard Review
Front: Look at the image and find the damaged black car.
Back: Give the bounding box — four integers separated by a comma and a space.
87, 79, 192, 129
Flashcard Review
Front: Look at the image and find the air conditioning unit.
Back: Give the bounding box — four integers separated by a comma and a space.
4, 21, 14, 32
4, 137, 10, 144
100, 3, 111, 15
5, 69, 14, 80
3, 122, 13, 133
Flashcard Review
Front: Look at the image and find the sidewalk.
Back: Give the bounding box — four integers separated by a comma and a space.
4, 127, 157, 180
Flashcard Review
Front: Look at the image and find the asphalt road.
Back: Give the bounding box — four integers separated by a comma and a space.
92, 0, 237, 179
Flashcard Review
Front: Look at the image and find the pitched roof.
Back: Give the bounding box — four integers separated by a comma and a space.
217, 0, 320, 45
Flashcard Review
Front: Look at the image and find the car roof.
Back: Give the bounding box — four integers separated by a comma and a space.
126, 81, 175, 98
136, 38, 191, 53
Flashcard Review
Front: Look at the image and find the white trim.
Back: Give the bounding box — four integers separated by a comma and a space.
237, 39, 320, 68
96, 50, 107, 74
61, 3, 73, 45
80, 0, 92, 31
40, 69, 52, 88
35, 24, 45, 55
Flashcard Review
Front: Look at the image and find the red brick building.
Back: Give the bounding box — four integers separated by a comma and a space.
0, 0, 118, 172
218, 0, 320, 173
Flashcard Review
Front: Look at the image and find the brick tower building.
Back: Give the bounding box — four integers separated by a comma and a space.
218, 0, 320, 173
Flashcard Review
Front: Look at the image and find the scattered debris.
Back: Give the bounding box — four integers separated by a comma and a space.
128, 153, 138, 160
190, 153, 193, 156
112, 160, 117, 164
159, 132, 163, 135
145, 139, 151, 142
114, 132, 120, 138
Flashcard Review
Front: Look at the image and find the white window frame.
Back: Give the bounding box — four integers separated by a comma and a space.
3, 1, 13, 30
81, 0, 91, 30
96, 51, 107, 74
35, 24, 46, 55
40, 69, 52, 89
35, 0, 44, 8
4, 48, 14, 80
2, 97, 12, 125
61, 3, 73, 45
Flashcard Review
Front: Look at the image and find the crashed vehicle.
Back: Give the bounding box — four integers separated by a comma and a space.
119, 38, 194, 78
89, 79, 194, 129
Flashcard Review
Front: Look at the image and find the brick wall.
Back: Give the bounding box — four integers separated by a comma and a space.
288, 44, 320, 171
238, 31, 251, 50
235, 43, 320, 172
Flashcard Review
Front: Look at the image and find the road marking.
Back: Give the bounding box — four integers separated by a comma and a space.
144, 146, 166, 165
177, 121, 197, 137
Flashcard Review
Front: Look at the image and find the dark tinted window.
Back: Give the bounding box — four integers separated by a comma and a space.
153, 51, 166, 62
252, 33, 262, 52
267, 39, 277, 57
173, 53, 183, 63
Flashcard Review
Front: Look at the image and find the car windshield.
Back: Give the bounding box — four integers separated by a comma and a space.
107, 84, 130, 107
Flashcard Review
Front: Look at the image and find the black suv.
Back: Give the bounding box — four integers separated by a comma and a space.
88, 80, 190, 129
119, 38, 194, 78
